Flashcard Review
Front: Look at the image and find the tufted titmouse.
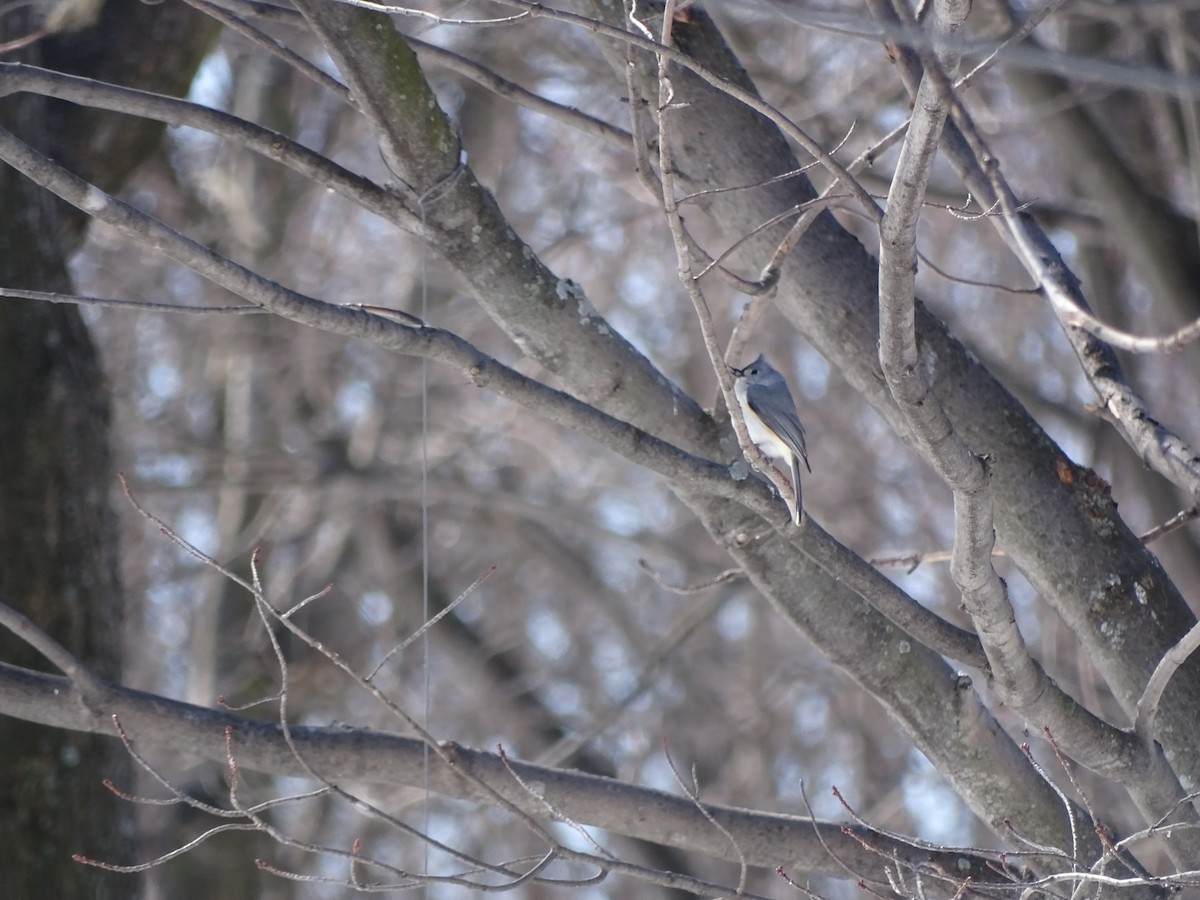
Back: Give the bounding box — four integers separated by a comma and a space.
730, 354, 810, 525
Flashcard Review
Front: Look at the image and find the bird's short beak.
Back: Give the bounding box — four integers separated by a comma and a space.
729, 365, 744, 378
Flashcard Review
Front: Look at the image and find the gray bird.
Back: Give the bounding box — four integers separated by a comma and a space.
730, 354, 810, 524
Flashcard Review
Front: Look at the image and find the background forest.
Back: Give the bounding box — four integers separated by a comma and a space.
2, 0, 1200, 897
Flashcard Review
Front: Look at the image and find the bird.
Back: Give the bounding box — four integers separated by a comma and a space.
730, 354, 810, 525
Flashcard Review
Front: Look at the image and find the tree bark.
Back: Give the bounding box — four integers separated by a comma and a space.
0, 3, 217, 896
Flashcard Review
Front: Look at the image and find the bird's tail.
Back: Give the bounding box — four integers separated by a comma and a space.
789, 453, 804, 525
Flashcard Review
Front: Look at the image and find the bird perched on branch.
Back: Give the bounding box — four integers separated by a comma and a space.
730, 354, 810, 525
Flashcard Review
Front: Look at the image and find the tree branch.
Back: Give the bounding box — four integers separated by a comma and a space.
859, 0, 1200, 804
0, 62, 413, 230
408, 36, 632, 147
0, 660, 1020, 888
873, 0, 1200, 870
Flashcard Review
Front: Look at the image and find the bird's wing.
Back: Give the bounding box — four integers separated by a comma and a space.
746, 382, 810, 472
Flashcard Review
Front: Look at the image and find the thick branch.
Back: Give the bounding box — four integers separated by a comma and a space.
0, 660, 1018, 887
295, 0, 722, 458
879, 0, 1090, 825
584, 0, 1195, 864
872, 0, 1200, 866
0, 126, 755, 505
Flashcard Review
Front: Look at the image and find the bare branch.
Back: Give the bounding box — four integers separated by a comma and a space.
536, 591, 726, 768
872, 0, 1200, 871
875, 2, 1196, 863
409, 36, 631, 147
662, 739, 748, 896
954, 0, 1073, 93
184, 0, 352, 102
199, 0, 304, 26
366, 563, 497, 679
791, 516, 988, 669
394, 0, 887, 222
0, 600, 107, 704
0, 62, 414, 230
0, 662, 1018, 883
0, 286, 266, 315
1138, 507, 1200, 545
745, 1, 1200, 98
0, 125, 768, 511
878, 0, 1015, 685
1135, 621, 1200, 748
873, 6, 1200, 505
636, 559, 741, 595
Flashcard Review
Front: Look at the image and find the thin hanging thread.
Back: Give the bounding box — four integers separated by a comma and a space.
409, 35, 437, 881
417, 194, 430, 881
414, 152, 465, 882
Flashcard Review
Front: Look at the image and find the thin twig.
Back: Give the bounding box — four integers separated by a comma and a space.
661, 738, 748, 896
410, 36, 630, 146
1137, 506, 1200, 544
366, 563, 496, 679
535, 590, 726, 768
184, 0, 353, 102
870, 506, 1198, 572
636, 558, 741, 594
0, 286, 266, 314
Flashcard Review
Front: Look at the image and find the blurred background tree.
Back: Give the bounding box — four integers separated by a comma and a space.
2, 0, 1199, 897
